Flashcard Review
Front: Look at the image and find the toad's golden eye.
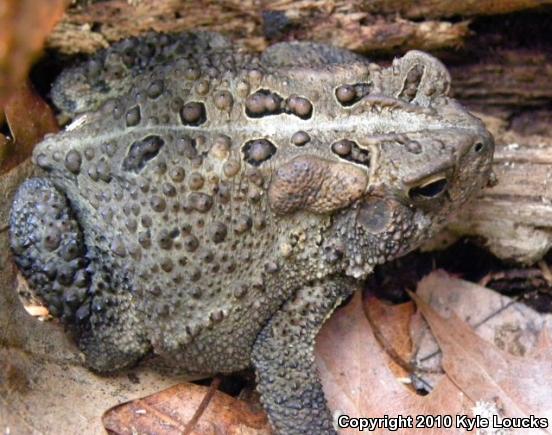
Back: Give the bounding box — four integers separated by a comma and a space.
408, 175, 448, 200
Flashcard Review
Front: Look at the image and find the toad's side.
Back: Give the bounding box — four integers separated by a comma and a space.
9, 33, 494, 435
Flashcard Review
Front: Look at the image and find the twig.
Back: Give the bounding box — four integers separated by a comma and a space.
182, 375, 222, 435
538, 260, 552, 286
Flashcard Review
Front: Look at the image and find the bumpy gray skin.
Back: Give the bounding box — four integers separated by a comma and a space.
9, 32, 494, 434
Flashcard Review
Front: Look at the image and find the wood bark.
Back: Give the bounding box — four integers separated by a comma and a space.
363, 0, 552, 19
47, 0, 472, 54
449, 51, 552, 110
41, 1, 552, 264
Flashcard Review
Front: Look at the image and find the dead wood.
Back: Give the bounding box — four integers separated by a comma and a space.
47, 0, 471, 54
449, 50, 552, 110
363, 0, 552, 19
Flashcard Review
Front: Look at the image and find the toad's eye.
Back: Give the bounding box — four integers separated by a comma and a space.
408, 176, 448, 200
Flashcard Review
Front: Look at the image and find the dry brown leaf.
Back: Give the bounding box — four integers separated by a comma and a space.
103, 382, 270, 435
410, 278, 552, 431
532, 328, 552, 361
316, 292, 473, 435
411, 270, 552, 389
0, 80, 58, 173
0, 0, 69, 107
363, 295, 415, 380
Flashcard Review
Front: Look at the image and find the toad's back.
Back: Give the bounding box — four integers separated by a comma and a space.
25, 32, 385, 372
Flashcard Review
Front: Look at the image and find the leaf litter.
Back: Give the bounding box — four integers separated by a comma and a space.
0, 80, 58, 173
316, 270, 552, 434
0, 0, 68, 174
317, 292, 474, 435
0, 0, 69, 108
103, 381, 270, 435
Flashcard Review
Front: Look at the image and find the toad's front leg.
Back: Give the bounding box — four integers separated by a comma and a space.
252, 279, 355, 435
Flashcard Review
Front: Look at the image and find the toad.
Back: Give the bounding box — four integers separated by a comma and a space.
10, 32, 494, 434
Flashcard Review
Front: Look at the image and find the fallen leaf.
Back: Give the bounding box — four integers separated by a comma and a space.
103, 382, 270, 435
363, 295, 415, 380
532, 328, 552, 361
411, 270, 552, 390
0, 0, 69, 107
316, 292, 473, 435
0, 80, 58, 173
410, 275, 552, 431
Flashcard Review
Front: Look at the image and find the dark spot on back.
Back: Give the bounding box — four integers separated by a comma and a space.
331, 139, 371, 167
242, 139, 277, 166
125, 106, 141, 127
245, 89, 283, 117
245, 90, 313, 119
122, 135, 165, 172
180, 102, 206, 126
335, 83, 372, 106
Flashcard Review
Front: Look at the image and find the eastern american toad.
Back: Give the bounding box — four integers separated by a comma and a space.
10, 32, 494, 434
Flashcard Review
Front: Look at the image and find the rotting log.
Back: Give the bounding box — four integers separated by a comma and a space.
449, 50, 552, 110
362, 0, 552, 19
45, 0, 472, 54
47, 1, 552, 55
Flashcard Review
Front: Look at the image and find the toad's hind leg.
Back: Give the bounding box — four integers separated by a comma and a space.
10, 178, 150, 371
252, 280, 354, 435
10, 178, 91, 322
76, 271, 151, 372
